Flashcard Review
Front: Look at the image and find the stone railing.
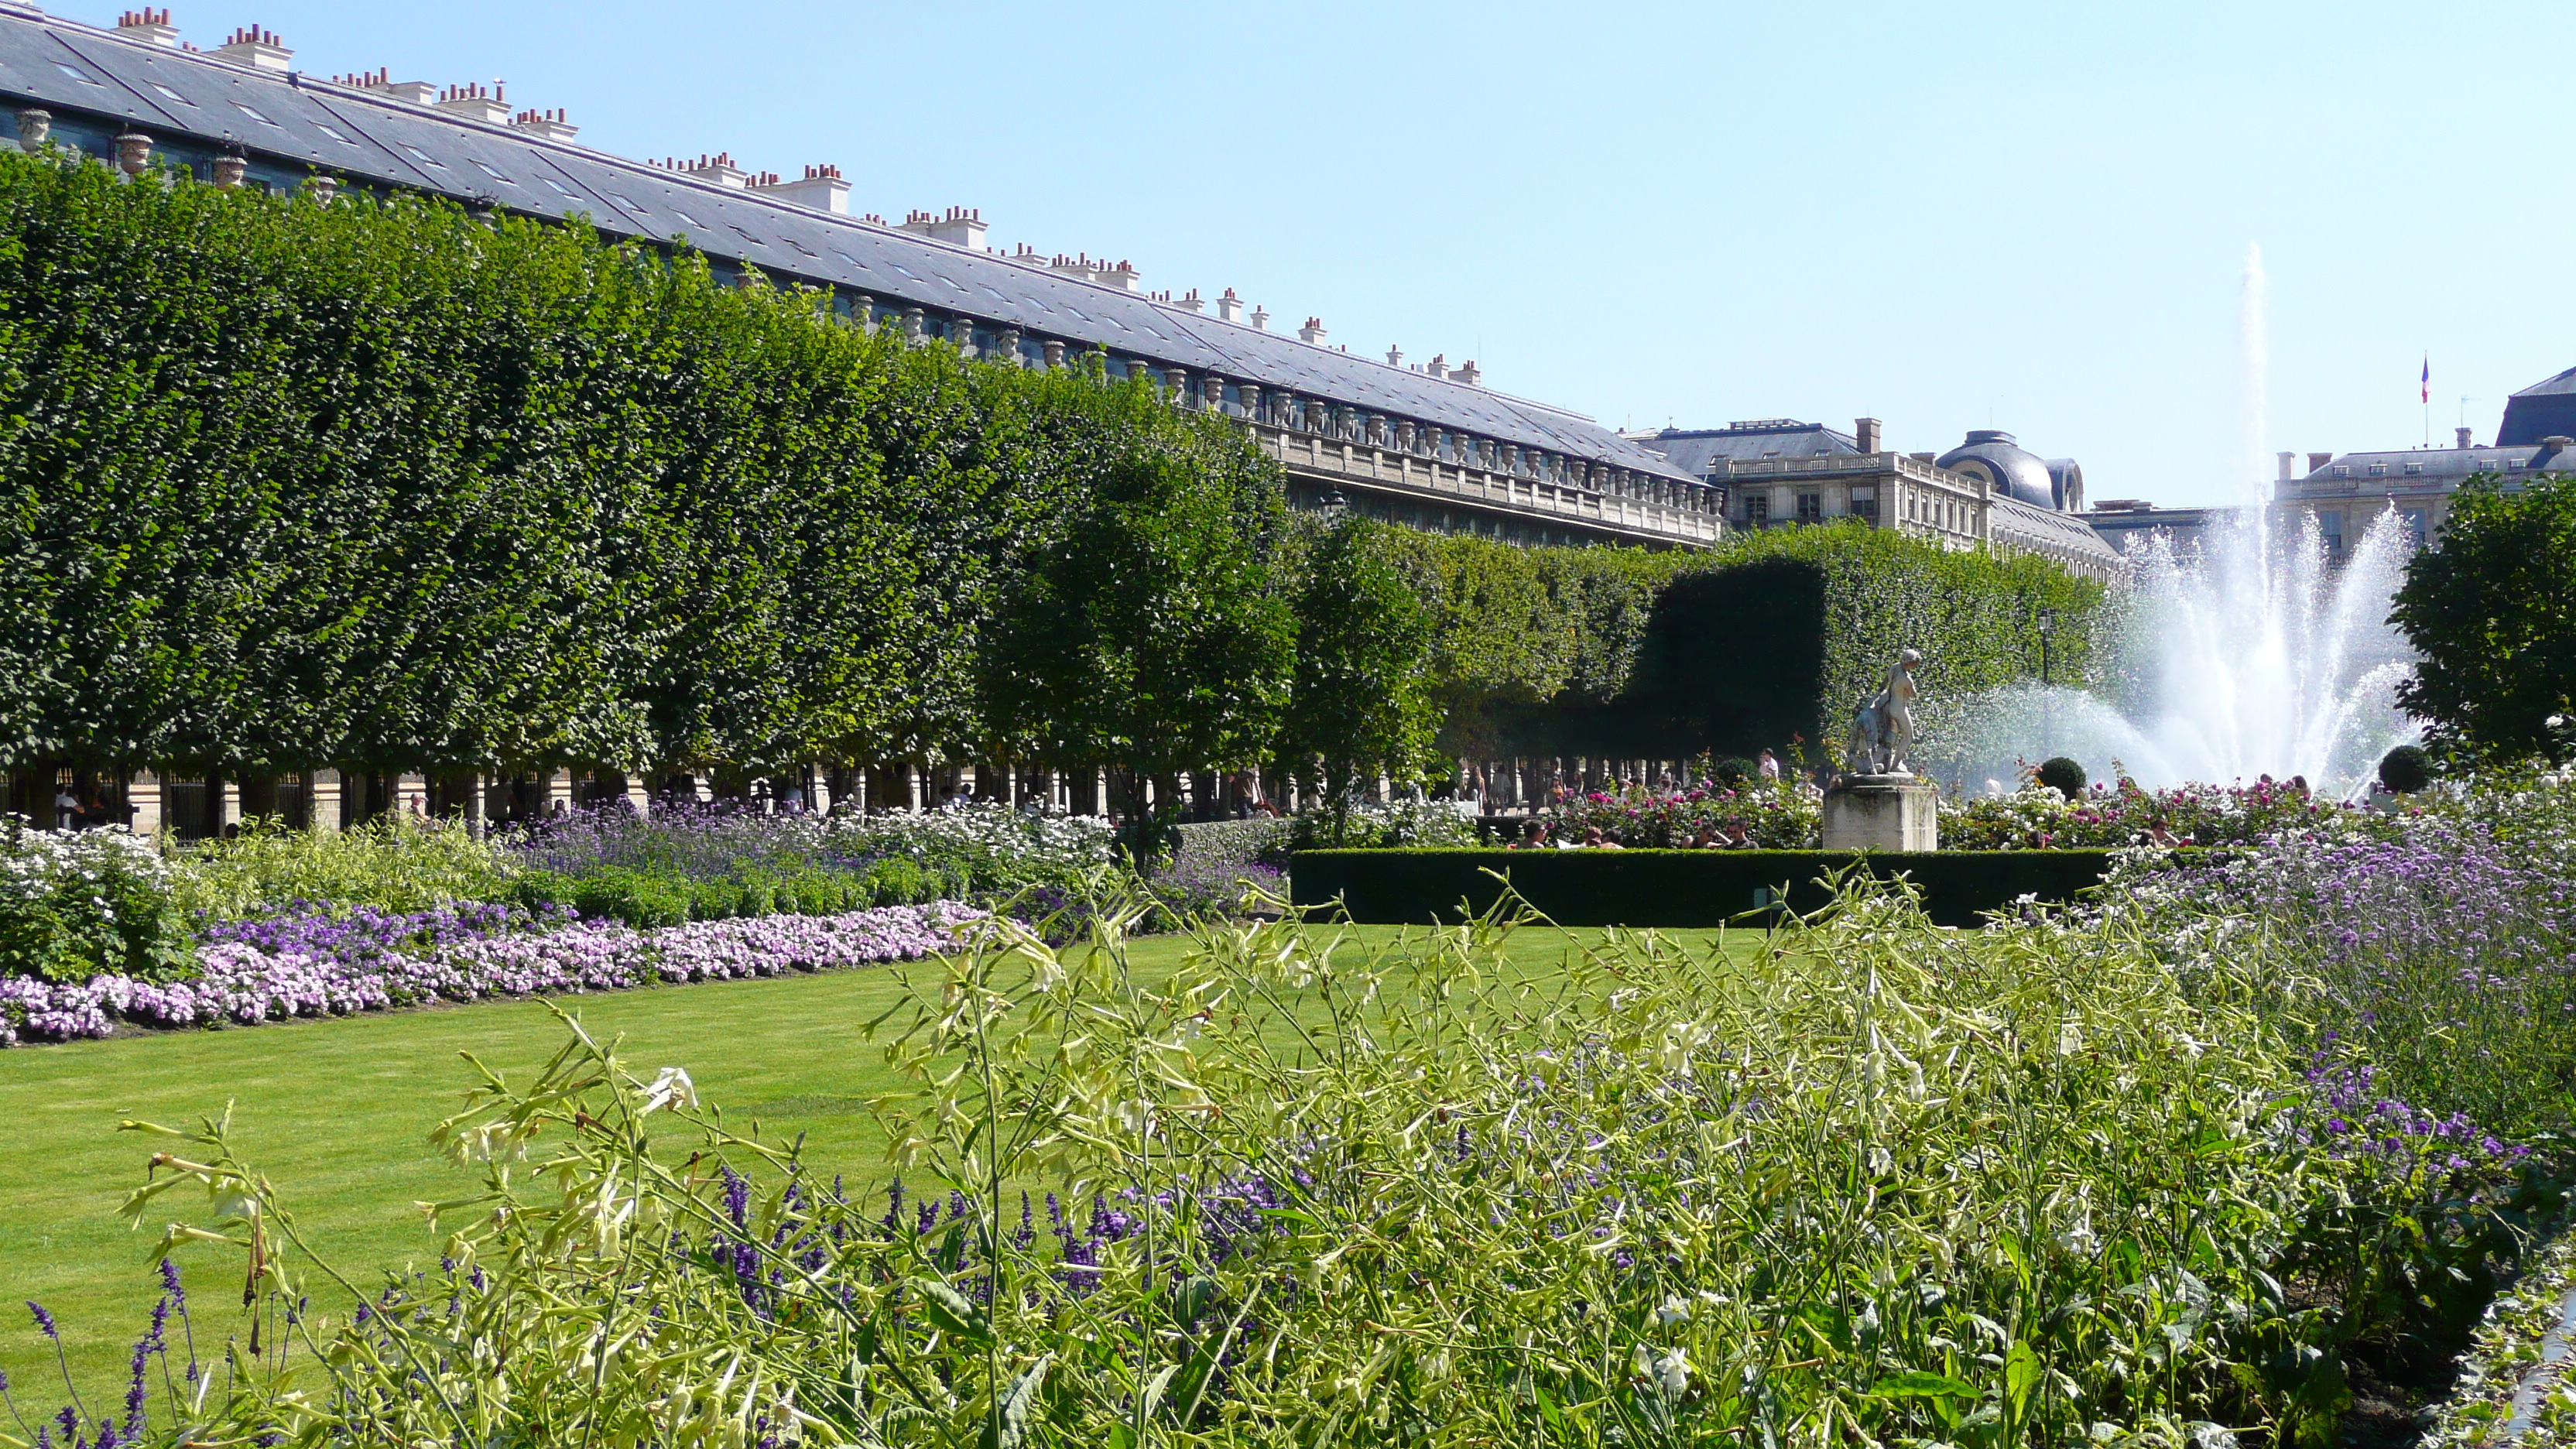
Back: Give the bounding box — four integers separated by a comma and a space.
1246, 422, 1723, 546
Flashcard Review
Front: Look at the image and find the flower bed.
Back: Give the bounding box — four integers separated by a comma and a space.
0, 902, 984, 1046
1526, 776, 2401, 851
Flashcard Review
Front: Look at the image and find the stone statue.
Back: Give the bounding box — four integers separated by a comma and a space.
1845, 649, 1923, 776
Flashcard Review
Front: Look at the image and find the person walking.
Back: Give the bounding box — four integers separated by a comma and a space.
1757, 749, 1781, 783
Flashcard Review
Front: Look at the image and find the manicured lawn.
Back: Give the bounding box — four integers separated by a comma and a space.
0, 921, 1750, 1407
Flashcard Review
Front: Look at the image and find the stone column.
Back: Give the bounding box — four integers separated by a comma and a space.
308, 769, 343, 833
624, 775, 652, 817
461, 772, 489, 838
126, 769, 163, 836
545, 769, 574, 815
215, 775, 242, 834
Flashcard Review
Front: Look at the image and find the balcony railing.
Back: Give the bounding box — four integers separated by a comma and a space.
1247, 423, 1723, 546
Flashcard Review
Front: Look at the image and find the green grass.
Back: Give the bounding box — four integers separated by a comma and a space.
0, 923, 1747, 1409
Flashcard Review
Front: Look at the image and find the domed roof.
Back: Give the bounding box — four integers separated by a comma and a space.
1934, 430, 2060, 509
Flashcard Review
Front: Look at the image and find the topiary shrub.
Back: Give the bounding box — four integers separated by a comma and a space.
2036, 757, 2087, 797
2379, 744, 2432, 794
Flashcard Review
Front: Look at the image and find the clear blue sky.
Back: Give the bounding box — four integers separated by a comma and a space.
61, 0, 2575, 507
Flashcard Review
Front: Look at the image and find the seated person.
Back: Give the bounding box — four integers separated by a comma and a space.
1721, 821, 1751, 848
1581, 825, 1622, 850
1512, 820, 1551, 850
1687, 823, 1721, 849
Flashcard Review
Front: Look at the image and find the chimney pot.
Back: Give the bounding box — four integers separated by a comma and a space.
2455, 426, 2475, 450
1249, 305, 1269, 331
115, 9, 180, 45
2276, 450, 2295, 481
509, 107, 578, 142
1297, 317, 1327, 345
1426, 353, 1447, 382
213, 24, 293, 70
1855, 416, 1882, 454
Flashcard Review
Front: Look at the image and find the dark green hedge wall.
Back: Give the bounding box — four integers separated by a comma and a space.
1290, 848, 2170, 929
0, 146, 2108, 783
0, 149, 1275, 776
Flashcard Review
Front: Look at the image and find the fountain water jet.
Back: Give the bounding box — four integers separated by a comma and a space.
1930, 243, 2421, 800
1938, 507, 2422, 800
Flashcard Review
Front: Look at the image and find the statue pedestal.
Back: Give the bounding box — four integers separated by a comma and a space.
1822, 774, 1939, 852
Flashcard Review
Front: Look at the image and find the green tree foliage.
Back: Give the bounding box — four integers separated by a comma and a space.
0, 152, 1199, 780
1279, 516, 1439, 809
982, 378, 1293, 857
0, 149, 2103, 791
2391, 476, 2576, 764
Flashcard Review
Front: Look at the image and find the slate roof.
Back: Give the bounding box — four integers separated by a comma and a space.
2499, 364, 2576, 447
0, 4, 1694, 483
2294, 441, 2576, 487
1629, 421, 1862, 478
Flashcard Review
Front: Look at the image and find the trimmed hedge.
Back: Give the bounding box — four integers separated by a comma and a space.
510, 857, 942, 927
1290, 848, 2180, 929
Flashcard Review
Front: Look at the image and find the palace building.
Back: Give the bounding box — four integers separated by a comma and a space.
1631, 420, 2122, 580
0, 2, 1721, 549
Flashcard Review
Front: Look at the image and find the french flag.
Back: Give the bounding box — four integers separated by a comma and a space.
2422, 355, 2430, 404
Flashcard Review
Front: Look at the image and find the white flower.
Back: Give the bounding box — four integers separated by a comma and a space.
1656, 1295, 1692, 1326
457, 1122, 529, 1162
639, 1066, 697, 1115
1655, 1346, 1691, 1399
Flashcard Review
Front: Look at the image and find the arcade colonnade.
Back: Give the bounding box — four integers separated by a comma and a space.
13, 754, 1722, 836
